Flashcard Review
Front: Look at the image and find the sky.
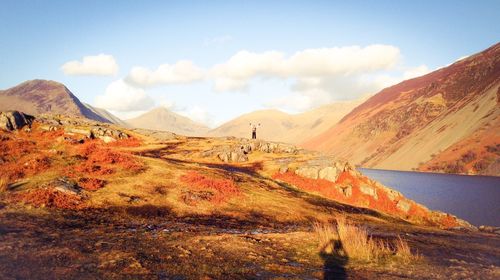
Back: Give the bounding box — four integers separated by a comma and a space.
1, 0, 499, 127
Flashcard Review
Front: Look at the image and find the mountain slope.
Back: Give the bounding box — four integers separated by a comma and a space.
84, 103, 129, 127
209, 99, 364, 144
126, 107, 210, 136
302, 43, 500, 175
0, 79, 112, 123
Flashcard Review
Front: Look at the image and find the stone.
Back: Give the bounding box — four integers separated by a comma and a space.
66, 127, 93, 138
0, 111, 35, 131
295, 166, 319, 180
337, 184, 352, 197
396, 199, 411, 213
279, 165, 289, 174
40, 125, 58, 131
50, 177, 82, 195
99, 136, 116, 143
318, 166, 340, 182
218, 152, 230, 163
359, 183, 378, 199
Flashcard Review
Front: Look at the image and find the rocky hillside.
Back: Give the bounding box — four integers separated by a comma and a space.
1, 110, 498, 279
303, 43, 500, 175
0, 79, 121, 125
126, 107, 209, 136
209, 99, 364, 144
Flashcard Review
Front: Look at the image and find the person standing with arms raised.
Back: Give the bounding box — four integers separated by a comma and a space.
249, 123, 260, 139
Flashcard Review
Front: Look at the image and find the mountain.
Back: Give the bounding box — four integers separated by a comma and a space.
126, 107, 210, 136
84, 103, 129, 127
209, 99, 364, 144
302, 43, 500, 175
0, 79, 115, 123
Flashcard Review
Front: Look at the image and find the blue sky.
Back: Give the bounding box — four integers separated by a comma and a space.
1, 0, 499, 126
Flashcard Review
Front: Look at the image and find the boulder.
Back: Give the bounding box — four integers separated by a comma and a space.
40, 125, 59, 131
47, 177, 82, 196
295, 166, 319, 180
99, 136, 117, 143
359, 183, 378, 199
279, 165, 289, 174
66, 127, 94, 138
396, 199, 411, 213
318, 166, 341, 182
337, 184, 352, 197
0, 111, 35, 131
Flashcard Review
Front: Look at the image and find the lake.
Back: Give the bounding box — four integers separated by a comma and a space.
359, 168, 500, 227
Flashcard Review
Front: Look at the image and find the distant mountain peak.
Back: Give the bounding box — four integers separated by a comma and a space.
0, 79, 119, 124
126, 106, 209, 136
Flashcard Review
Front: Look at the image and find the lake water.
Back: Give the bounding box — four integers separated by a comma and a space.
359, 168, 500, 226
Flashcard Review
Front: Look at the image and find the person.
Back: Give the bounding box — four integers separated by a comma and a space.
249, 123, 260, 139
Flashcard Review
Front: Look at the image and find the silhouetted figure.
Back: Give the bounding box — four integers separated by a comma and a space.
319, 239, 348, 280
250, 123, 260, 139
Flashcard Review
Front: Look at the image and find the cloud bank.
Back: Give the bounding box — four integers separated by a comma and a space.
95, 80, 154, 112
61, 54, 118, 76
210, 45, 401, 92
126, 60, 204, 87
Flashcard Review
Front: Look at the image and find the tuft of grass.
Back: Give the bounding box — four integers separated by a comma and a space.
394, 235, 421, 262
0, 177, 8, 193
314, 216, 420, 263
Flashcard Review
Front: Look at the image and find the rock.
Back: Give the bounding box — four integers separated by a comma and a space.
478, 225, 500, 234
240, 144, 252, 154
49, 177, 82, 195
396, 199, 411, 213
337, 184, 352, 197
40, 125, 59, 131
66, 127, 94, 138
0, 111, 35, 131
99, 136, 116, 143
279, 165, 289, 174
218, 152, 230, 163
318, 166, 341, 182
359, 183, 378, 199
295, 166, 319, 179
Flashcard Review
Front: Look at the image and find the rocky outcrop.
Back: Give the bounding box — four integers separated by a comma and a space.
0, 111, 35, 131
203, 139, 299, 163
294, 158, 353, 183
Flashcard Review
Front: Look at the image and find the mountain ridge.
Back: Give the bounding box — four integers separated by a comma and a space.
302, 42, 500, 175
126, 106, 210, 136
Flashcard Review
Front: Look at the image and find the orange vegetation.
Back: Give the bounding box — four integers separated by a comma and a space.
70, 140, 144, 176
0, 127, 62, 181
9, 188, 86, 210
108, 137, 142, 148
274, 171, 459, 228
180, 171, 240, 204
78, 177, 106, 191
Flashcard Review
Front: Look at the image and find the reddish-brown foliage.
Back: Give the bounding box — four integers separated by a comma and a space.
10, 188, 86, 210
180, 171, 240, 204
78, 177, 106, 191
438, 214, 460, 228
0, 127, 64, 181
273, 171, 444, 225
72, 140, 144, 176
108, 137, 142, 147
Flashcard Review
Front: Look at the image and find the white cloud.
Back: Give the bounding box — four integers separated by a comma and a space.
403, 65, 430, 80
61, 54, 118, 76
126, 60, 204, 87
95, 80, 154, 112
210, 45, 401, 92
176, 105, 213, 127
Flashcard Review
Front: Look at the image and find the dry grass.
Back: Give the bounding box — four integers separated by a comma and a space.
0, 177, 8, 193
314, 216, 419, 263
